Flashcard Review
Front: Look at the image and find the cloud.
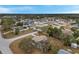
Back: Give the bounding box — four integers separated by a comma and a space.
0, 7, 12, 13
19, 6, 33, 10
58, 10, 79, 14
11, 6, 33, 11
69, 10, 79, 13
0, 6, 33, 13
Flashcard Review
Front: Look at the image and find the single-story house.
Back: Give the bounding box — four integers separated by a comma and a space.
62, 29, 73, 35
32, 35, 48, 43
32, 35, 49, 53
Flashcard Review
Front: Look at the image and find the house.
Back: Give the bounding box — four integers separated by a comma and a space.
58, 49, 71, 54
32, 35, 49, 53
32, 35, 48, 43
23, 19, 34, 28
62, 29, 73, 36
71, 24, 79, 28
69, 19, 76, 24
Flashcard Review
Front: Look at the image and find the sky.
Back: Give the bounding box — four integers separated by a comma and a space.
0, 5, 79, 14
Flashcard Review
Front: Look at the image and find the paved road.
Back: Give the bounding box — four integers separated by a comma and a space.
0, 25, 12, 54
0, 25, 37, 54
0, 23, 46, 54
0, 31, 12, 54
8, 32, 37, 44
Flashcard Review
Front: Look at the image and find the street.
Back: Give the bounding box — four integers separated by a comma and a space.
0, 25, 37, 54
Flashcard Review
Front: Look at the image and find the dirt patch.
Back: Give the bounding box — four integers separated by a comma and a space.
10, 35, 33, 54
10, 39, 25, 54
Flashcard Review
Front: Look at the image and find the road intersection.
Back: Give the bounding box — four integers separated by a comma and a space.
0, 25, 37, 54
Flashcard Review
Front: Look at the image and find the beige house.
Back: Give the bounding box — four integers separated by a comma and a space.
32, 35, 48, 42
32, 35, 49, 53
62, 29, 73, 36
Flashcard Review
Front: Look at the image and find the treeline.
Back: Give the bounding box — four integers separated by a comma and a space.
0, 14, 79, 19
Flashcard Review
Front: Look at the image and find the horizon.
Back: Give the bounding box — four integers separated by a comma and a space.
0, 5, 79, 14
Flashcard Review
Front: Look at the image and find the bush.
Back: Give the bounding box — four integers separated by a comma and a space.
73, 30, 79, 38
16, 22, 23, 26
47, 26, 64, 40
14, 28, 19, 35
51, 45, 59, 54
64, 38, 71, 46
63, 35, 75, 46
19, 37, 33, 53
2, 18, 15, 31
47, 25, 53, 37
76, 38, 79, 44
71, 27, 77, 31
77, 40, 79, 44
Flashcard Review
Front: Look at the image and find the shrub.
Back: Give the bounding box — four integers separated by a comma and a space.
16, 22, 23, 26
63, 35, 75, 46
51, 45, 59, 54
73, 30, 79, 38
47, 25, 53, 37
19, 37, 33, 53
47, 26, 63, 40
14, 28, 19, 35
71, 27, 77, 31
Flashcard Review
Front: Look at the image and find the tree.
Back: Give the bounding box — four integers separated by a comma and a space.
71, 27, 77, 31
16, 22, 23, 26
63, 35, 75, 46
73, 30, 79, 38
51, 44, 59, 54
76, 19, 79, 26
47, 26, 64, 40
19, 37, 33, 53
47, 25, 53, 37
14, 28, 19, 35
52, 27, 63, 39
76, 38, 79, 44
2, 18, 15, 31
